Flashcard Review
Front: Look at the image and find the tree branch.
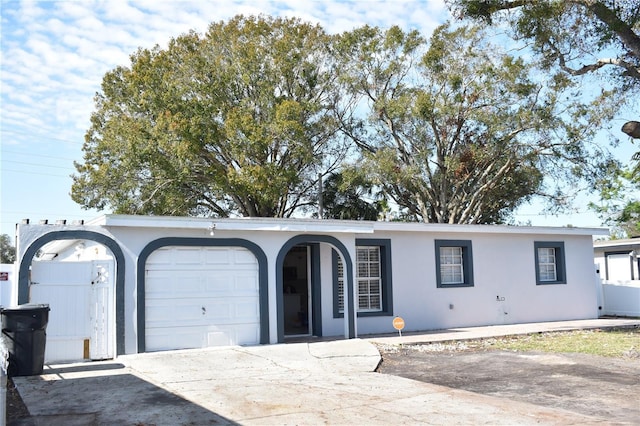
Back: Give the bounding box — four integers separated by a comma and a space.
558, 55, 640, 80
576, 0, 640, 60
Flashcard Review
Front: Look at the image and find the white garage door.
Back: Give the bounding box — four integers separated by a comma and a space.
607, 253, 632, 281
145, 246, 260, 352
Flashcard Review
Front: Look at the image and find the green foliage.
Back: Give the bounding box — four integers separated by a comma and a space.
335, 23, 611, 223
0, 234, 16, 264
448, 0, 640, 192
591, 167, 640, 238
448, 1, 640, 83
317, 171, 384, 220
73, 15, 347, 218
73, 13, 626, 224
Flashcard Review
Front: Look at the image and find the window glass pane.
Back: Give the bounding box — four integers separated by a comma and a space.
369, 295, 381, 310
441, 267, 463, 284
358, 295, 369, 309
539, 264, 557, 281
368, 247, 380, 262
369, 263, 380, 277
440, 247, 464, 284
538, 247, 557, 281
538, 248, 554, 264
358, 263, 369, 277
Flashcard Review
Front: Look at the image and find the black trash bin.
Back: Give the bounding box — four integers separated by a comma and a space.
2, 304, 50, 376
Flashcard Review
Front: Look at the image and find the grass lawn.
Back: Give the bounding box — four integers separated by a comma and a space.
382, 326, 640, 359
472, 327, 639, 358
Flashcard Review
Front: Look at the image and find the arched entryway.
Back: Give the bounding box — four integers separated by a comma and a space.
276, 235, 355, 343
17, 231, 125, 357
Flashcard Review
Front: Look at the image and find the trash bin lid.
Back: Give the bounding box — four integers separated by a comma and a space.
1, 304, 50, 313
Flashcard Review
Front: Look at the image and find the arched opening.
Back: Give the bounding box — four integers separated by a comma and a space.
276, 235, 355, 343
18, 231, 125, 358
136, 237, 269, 353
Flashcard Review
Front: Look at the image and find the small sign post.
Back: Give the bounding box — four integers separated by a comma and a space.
392, 316, 405, 338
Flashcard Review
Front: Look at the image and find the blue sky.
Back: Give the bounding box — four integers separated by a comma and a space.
0, 0, 636, 242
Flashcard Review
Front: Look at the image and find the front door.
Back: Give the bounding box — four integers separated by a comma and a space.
282, 245, 311, 336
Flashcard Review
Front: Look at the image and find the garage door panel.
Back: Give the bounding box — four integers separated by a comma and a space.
208, 324, 260, 346
207, 274, 259, 295
145, 250, 174, 266
234, 249, 259, 264
145, 273, 202, 298
234, 274, 260, 292
147, 297, 258, 327
146, 328, 204, 351
146, 272, 258, 298
147, 324, 260, 351
204, 248, 232, 264
145, 246, 260, 352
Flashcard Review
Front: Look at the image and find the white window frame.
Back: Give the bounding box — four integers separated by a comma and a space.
337, 246, 382, 313
439, 246, 464, 285
537, 247, 557, 282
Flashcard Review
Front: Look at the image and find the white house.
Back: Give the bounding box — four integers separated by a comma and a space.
14, 215, 608, 363
594, 238, 640, 318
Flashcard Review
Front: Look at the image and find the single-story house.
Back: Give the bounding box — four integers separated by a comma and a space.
14, 215, 608, 362
593, 238, 640, 318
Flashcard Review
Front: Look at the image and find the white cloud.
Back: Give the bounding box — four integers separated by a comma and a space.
0, 0, 452, 238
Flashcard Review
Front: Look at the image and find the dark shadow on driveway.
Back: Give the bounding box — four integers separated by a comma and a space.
11, 362, 238, 425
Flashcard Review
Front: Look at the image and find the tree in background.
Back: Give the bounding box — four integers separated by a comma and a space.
317, 171, 384, 220
72, 15, 349, 218
0, 234, 16, 264
592, 167, 640, 238
446, 1, 639, 233
334, 24, 613, 224
447, 1, 638, 106
72, 15, 625, 225
447, 1, 640, 150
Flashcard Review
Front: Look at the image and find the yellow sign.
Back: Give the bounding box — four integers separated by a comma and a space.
392, 316, 405, 331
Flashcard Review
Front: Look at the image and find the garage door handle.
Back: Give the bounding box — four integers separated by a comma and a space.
202, 307, 206, 315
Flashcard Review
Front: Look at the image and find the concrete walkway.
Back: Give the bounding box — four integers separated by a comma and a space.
365, 317, 640, 345
11, 318, 639, 425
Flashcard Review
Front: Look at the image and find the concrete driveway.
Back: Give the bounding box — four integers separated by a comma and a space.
12, 337, 609, 425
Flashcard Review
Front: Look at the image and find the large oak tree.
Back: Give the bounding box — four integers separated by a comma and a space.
72, 15, 348, 217
447, 1, 640, 137
447, 1, 639, 232
334, 24, 615, 224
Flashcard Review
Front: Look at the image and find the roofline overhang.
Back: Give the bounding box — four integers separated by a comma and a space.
87, 214, 609, 237
594, 238, 640, 249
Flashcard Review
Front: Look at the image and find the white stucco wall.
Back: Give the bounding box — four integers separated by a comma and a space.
15, 216, 605, 356
345, 231, 599, 336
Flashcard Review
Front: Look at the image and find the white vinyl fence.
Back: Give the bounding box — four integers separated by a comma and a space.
600, 280, 640, 317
